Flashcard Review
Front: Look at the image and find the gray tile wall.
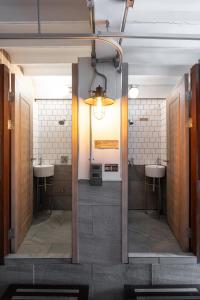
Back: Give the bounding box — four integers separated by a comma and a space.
128, 165, 166, 210
34, 164, 72, 212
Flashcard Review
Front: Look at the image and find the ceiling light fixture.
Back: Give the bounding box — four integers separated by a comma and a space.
84, 67, 115, 120
129, 85, 139, 99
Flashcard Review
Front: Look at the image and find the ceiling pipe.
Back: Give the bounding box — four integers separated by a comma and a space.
119, 0, 135, 46
2, 32, 200, 68
37, 0, 41, 34
86, 0, 96, 60
1, 32, 200, 41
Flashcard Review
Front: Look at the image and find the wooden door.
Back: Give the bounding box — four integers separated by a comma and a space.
167, 74, 189, 251
190, 63, 200, 260
0, 64, 10, 263
11, 92, 32, 252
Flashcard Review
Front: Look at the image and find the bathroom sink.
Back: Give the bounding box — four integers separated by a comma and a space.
33, 165, 54, 178
145, 164, 165, 178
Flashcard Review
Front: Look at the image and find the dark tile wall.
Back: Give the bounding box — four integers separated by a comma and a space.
128, 165, 166, 211
34, 164, 72, 212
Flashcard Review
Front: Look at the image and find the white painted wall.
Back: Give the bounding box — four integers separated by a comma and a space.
78, 57, 122, 181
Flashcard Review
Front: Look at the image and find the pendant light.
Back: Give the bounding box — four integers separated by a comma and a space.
84, 66, 115, 120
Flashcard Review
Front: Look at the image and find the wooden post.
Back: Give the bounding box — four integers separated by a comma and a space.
72, 64, 79, 263
121, 63, 128, 263
190, 63, 200, 260
0, 64, 11, 264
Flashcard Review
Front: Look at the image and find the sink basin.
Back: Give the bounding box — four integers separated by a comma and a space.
34, 165, 54, 178
145, 164, 165, 178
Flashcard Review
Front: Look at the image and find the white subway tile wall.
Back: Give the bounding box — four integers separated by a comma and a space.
33, 100, 39, 165
128, 99, 167, 165
33, 99, 72, 165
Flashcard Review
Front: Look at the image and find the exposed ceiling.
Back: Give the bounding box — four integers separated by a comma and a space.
0, 0, 200, 92
95, 0, 200, 89
0, 0, 91, 75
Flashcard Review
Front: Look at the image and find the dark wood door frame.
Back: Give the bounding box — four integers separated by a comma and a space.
72, 63, 79, 263
0, 64, 11, 264
121, 63, 128, 263
190, 63, 200, 260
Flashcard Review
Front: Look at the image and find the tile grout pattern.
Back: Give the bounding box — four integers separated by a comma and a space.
33, 99, 72, 165
128, 98, 167, 165
128, 210, 182, 253
16, 210, 72, 258
1, 183, 200, 300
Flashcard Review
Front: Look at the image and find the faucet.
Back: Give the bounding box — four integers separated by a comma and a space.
39, 157, 42, 165
128, 158, 134, 167
156, 157, 161, 165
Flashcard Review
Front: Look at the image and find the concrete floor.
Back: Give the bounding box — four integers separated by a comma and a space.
128, 210, 183, 253
16, 210, 72, 258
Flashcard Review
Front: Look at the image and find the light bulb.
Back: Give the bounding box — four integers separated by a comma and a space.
93, 97, 105, 120
129, 86, 139, 99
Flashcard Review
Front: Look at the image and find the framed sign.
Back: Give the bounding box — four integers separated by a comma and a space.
94, 140, 119, 149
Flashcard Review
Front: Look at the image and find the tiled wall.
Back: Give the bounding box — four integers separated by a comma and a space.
128, 98, 167, 165
160, 100, 167, 166
33, 99, 72, 165
33, 100, 39, 162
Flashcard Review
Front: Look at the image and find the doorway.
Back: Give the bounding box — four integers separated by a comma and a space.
11, 75, 73, 258
0, 62, 79, 262
127, 75, 190, 255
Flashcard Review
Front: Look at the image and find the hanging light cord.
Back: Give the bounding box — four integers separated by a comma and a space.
89, 66, 107, 94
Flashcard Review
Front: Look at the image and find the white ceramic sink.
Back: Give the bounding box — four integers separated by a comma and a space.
145, 164, 165, 178
34, 165, 54, 178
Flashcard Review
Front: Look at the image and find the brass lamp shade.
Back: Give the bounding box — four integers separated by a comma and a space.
84, 85, 115, 106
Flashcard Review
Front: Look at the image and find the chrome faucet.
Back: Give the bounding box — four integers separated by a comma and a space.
39, 157, 42, 165
128, 158, 134, 167
156, 157, 161, 165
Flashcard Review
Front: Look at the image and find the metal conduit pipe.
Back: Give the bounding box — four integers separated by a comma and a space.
1, 32, 200, 41
37, 0, 41, 34
86, 0, 96, 60
119, 0, 135, 46
2, 32, 200, 69
0, 33, 123, 71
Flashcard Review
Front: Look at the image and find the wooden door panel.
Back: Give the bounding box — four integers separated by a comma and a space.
167, 97, 180, 241
19, 97, 32, 243
167, 74, 189, 251
11, 92, 32, 252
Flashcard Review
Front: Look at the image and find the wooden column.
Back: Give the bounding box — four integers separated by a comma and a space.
72, 63, 79, 263
0, 64, 10, 263
121, 63, 128, 263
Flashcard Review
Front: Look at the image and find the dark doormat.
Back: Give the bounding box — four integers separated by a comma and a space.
0, 284, 89, 300
124, 285, 200, 299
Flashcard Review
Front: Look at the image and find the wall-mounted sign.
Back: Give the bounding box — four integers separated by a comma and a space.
94, 140, 119, 149
105, 164, 119, 172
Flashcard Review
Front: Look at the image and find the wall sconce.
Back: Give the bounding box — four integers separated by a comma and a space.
129, 85, 139, 98
84, 67, 115, 120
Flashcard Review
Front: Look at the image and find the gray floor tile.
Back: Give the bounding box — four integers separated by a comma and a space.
128, 210, 183, 253
16, 210, 72, 257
